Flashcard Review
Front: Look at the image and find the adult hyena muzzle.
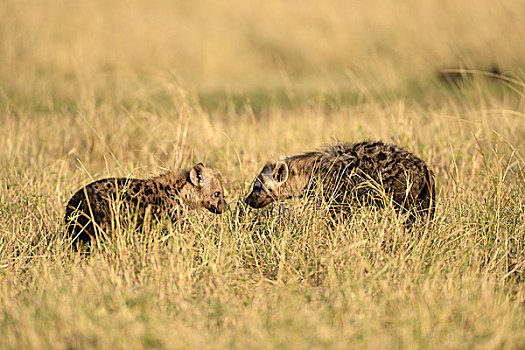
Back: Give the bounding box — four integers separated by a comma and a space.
244, 191, 273, 208
244, 162, 289, 209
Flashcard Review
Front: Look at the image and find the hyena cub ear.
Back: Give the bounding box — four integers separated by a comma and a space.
189, 162, 206, 186
273, 161, 289, 183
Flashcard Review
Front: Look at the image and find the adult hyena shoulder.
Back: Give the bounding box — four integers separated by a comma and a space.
65, 163, 227, 246
245, 141, 435, 221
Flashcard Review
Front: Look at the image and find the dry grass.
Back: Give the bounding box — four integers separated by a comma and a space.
0, 0, 524, 349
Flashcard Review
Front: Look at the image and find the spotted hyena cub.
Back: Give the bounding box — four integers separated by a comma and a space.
245, 141, 435, 221
65, 163, 227, 246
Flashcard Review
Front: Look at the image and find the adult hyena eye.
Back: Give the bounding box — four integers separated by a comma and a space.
214, 191, 221, 198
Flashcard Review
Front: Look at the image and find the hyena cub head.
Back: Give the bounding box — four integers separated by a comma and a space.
245, 161, 305, 208
186, 163, 228, 214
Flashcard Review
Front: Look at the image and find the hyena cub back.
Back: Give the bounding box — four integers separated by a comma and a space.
65, 163, 227, 246
245, 141, 435, 221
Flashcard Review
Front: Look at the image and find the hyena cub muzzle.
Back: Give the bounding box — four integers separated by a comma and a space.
64, 163, 227, 247
245, 141, 435, 221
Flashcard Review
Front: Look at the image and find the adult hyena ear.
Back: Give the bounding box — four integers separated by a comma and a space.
189, 163, 206, 186
273, 161, 289, 183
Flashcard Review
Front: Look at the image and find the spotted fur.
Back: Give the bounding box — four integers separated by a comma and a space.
65, 163, 227, 246
245, 141, 435, 221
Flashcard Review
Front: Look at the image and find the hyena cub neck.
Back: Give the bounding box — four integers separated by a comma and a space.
65, 163, 227, 247
245, 141, 435, 220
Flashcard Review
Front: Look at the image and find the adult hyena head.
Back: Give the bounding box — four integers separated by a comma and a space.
245, 161, 306, 208
185, 163, 228, 214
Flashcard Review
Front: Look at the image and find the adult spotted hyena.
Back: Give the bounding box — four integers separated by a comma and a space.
245, 141, 435, 221
65, 163, 227, 246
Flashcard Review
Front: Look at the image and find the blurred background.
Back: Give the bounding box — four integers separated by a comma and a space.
1, 0, 524, 113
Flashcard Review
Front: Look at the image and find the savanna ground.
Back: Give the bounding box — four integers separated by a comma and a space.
1, 0, 524, 348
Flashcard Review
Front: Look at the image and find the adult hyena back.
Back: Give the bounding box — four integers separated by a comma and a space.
245, 141, 435, 221
65, 163, 227, 246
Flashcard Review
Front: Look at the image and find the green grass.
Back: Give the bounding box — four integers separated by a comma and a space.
1, 0, 524, 348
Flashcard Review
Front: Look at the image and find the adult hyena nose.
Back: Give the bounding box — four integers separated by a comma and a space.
244, 192, 266, 208
244, 193, 255, 207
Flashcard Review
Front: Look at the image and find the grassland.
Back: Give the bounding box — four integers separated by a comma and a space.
1, 0, 524, 348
